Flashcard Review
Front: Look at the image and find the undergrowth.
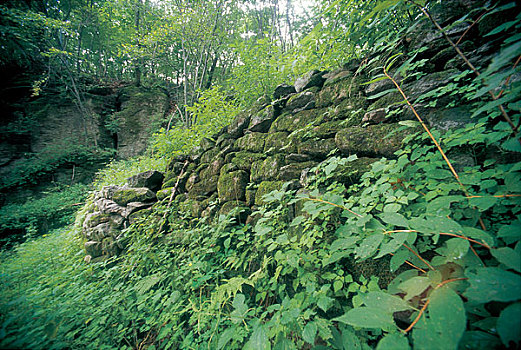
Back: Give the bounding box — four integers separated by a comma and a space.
1, 1, 520, 349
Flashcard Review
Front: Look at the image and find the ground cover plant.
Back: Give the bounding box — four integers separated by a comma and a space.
0, 0, 520, 349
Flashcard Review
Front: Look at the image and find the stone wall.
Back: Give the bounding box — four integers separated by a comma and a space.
82, 0, 517, 260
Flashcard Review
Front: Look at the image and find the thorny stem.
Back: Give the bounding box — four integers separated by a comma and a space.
410, 1, 520, 143
385, 229, 492, 249
389, 252, 427, 273
403, 277, 468, 333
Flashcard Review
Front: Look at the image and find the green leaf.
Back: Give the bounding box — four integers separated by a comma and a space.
498, 221, 521, 242
502, 138, 521, 152
469, 196, 499, 211
333, 280, 343, 293
317, 295, 334, 312
383, 203, 401, 213
412, 286, 466, 350
497, 303, 521, 347
398, 276, 431, 300
354, 234, 384, 260
218, 327, 237, 350
362, 291, 412, 312
231, 294, 249, 324
273, 337, 296, 350
379, 212, 408, 227
461, 227, 495, 248
376, 232, 409, 259
302, 321, 317, 344
376, 332, 410, 350
491, 247, 521, 272
330, 237, 359, 252
333, 307, 395, 330
464, 267, 521, 303
244, 322, 270, 350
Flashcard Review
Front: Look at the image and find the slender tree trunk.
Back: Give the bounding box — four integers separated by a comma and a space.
134, 0, 142, 87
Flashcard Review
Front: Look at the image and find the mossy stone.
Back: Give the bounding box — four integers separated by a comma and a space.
235, 132, 267, 153
255, 181, 285, 206
264, 132, 297, 155
297, 138, 337, 159
307, 120, 347, 139
335, 124, 418, 158
249, 105, 277, 132
112, 187, 156, 206
230, 151, 266, 171
278, 161, 318, 181
217, 170, 249, 202
220, 163, 238, 176
200, 148, 220, 164
188, 175, 218, 198
199, 157, 225, 180
269, 108, 325, 133
157, 187, 175, 201
245, 189, 256, 207
316, 72, 364, 108
250, 154, 285, 183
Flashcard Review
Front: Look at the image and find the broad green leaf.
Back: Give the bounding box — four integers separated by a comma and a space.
469, 196, 499, 211
333, 307, 395, 330
273, 337, 296, 350
412, 286, 466, 350
354, 234, 384, 260
379, 212, 408, 227
376, 332, 410, 350
459, 331, 502, 349
497, 303, 521, 347
362, 291, 412, 312
330, 237, 359, 252
491, 247, 521, 272
302, 321, 317, 344
383, 203, 401, 213
218, 327, 237, 350
465, 267, 521, 303
462, 227, 495, 248
231, 294, 248, 324
317, 295, 334, 312
375, 232, 409, 259
498, 221, 521, 243
333, 280, 343, 292
244, 323, 270, 350
398, 276, 430, 300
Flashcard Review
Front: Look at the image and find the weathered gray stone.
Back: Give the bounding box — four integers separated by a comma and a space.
362, 108, 388, 125
85, 241, 102, 258
335, 124, 417, 158
285, 91, 316, 113
249, 105, 277, 132
273, 84, 296, 99
278, 161, 317, 181
295, 70, 326, 92
127, 170, 164, 192
264, 132, 297, 155
297, 138, 337, 159
227, 112, 251, 138
199, 137, 216, 152
229, 151, 266, 171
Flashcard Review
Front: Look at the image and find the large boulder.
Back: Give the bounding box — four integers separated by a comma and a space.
264, 132, 297, 155
273, 84, 296, 99
228, 151, 266, 171
227, 111, 251, 138
285, 90, 316, 113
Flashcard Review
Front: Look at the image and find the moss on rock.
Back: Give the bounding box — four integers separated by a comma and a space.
217, 170, 249, 202
250, 154, 285, 183
297, 138, 337, 159
229, 151, 266, 171
234, 132, 267, 153
270, 108, 326, 133
112, 187, 156, 206
264, 132, 297, 154
335, 124, 417, 158
255, 181, 285, 206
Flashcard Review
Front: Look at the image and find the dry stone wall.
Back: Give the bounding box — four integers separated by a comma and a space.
82, 0, 513, 260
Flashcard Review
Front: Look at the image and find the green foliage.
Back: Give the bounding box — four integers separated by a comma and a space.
0, 184, 89, 243
151, 86, 240, 157
0, 141, 114, 191
1, 1, 521, 349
